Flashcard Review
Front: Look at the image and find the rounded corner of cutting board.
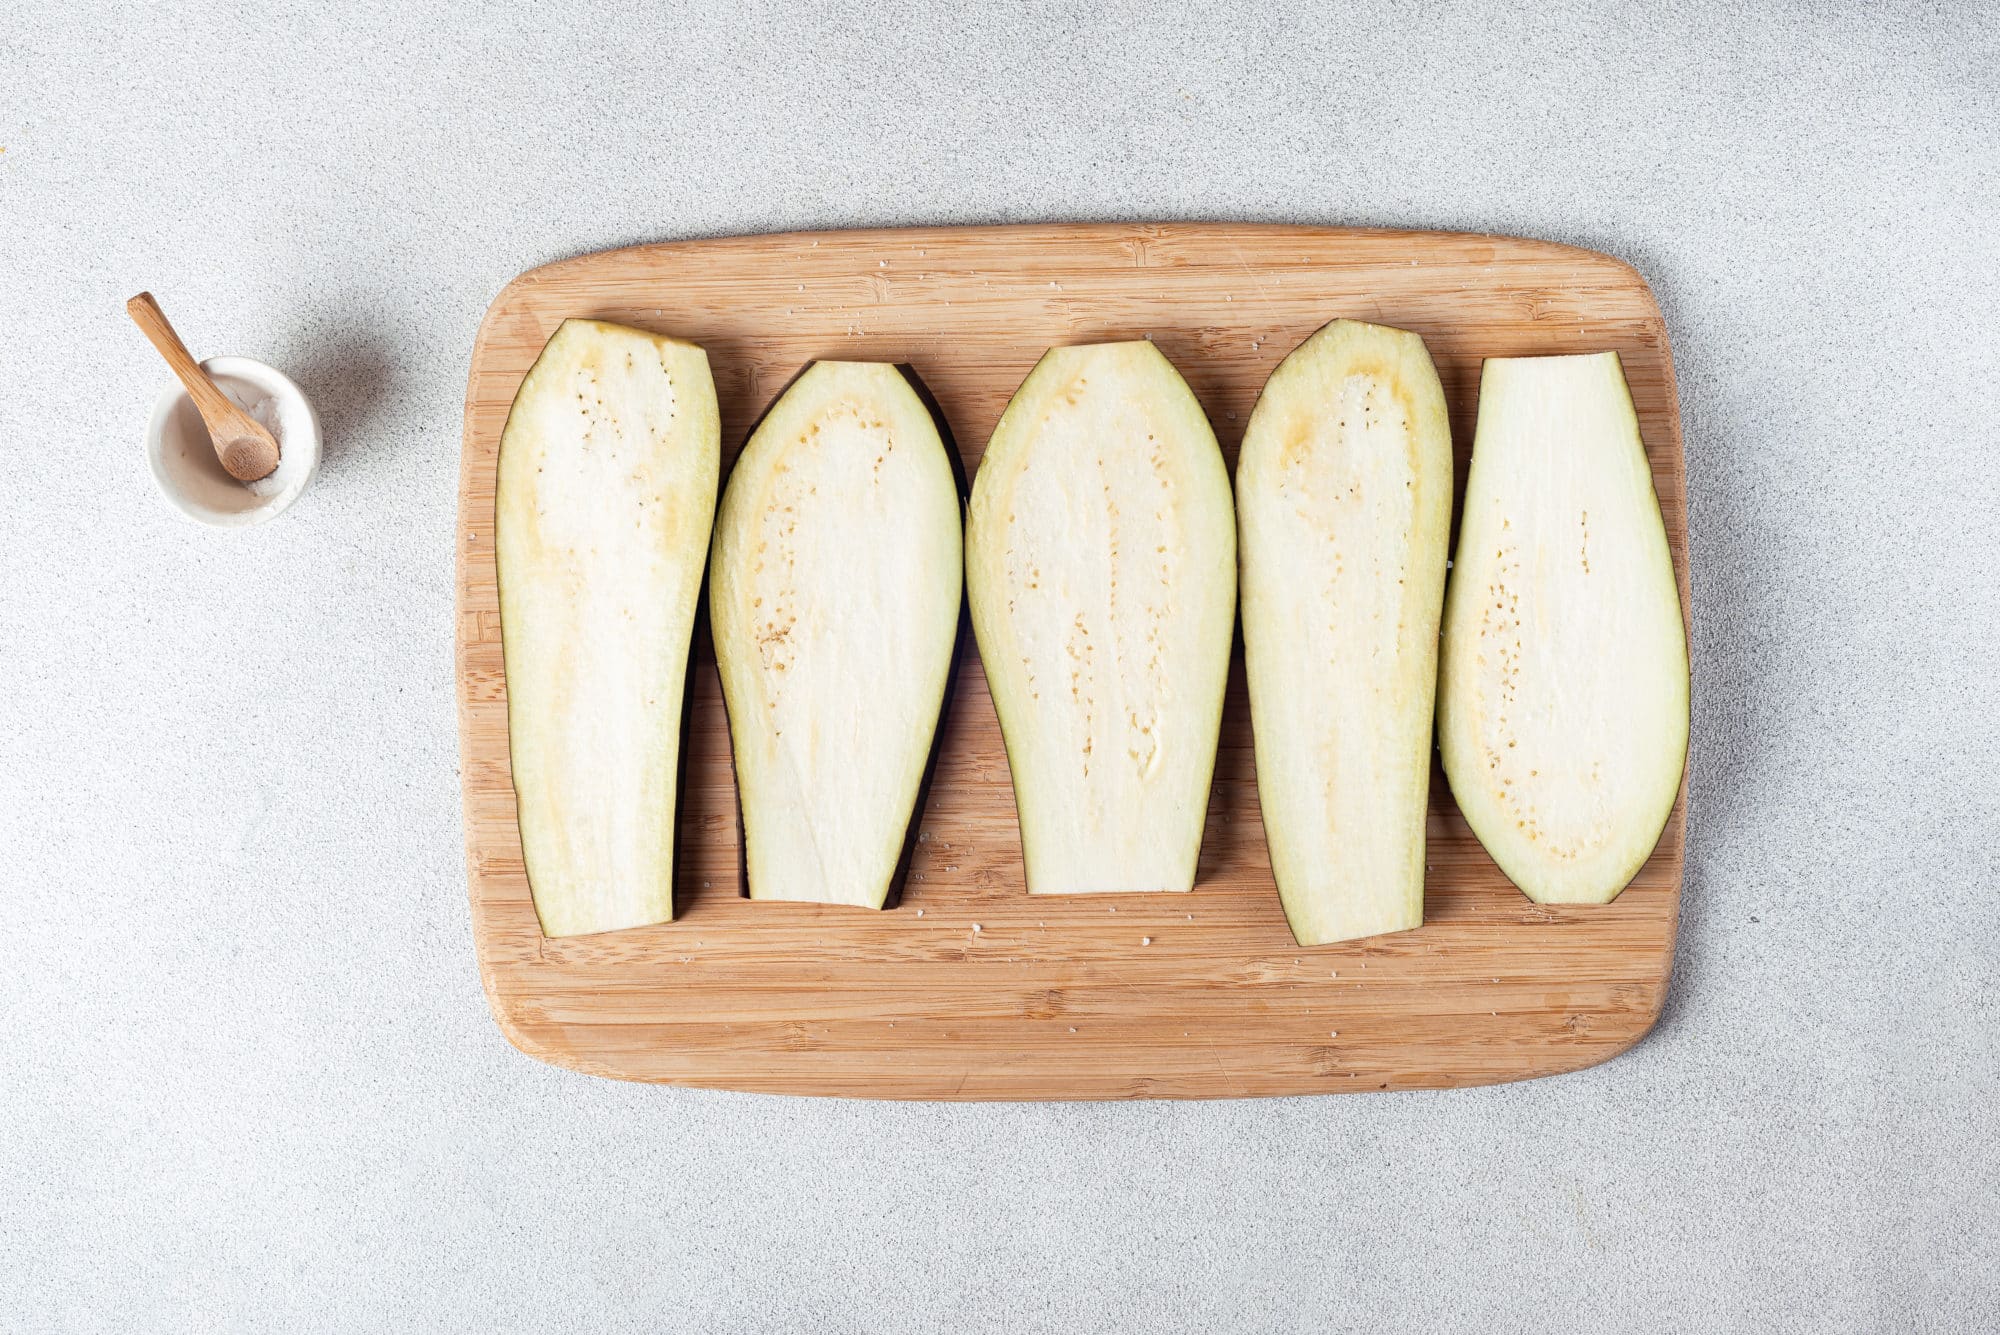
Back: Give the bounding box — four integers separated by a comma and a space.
472, 265, 557, 355
454, 222, 1688, 1101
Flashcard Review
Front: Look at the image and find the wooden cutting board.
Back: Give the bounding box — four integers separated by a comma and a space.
457, 224, 1687, 1100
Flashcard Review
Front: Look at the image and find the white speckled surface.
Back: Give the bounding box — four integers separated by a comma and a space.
3, 2, 1996, 1330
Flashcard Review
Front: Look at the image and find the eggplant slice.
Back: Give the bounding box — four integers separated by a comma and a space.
966, 341, 1236, 894
497, 319, 720, 937
1237, 319, 1454, 945
1438, 352, 1689, 905
710, 362, 963, 907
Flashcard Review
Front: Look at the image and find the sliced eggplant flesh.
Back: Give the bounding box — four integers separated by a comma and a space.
1238, 319, 1454, 945
710, 362, 963, 907
1438, 351, 1689, 905
966, 341, 1236, 894
496, 318, 720, 937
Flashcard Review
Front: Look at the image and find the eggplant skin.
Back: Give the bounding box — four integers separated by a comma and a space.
1438, 352, 1689, 905
966, 341, 1236, 894
709, 362, 963, 908
1238, 319, 1454, 945
496, 319, 720, 937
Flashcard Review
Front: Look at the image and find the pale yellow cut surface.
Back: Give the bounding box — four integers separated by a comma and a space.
1438, 351, 1688, 905
710, 362, 962, 907
1238, 319, 1454, 945
496, 319, 720, 936
966, 341, 1236, 894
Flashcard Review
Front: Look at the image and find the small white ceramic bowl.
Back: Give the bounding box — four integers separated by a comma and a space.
146, 355, 321, 526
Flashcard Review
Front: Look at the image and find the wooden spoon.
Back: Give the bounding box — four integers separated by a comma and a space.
126, 292, 280, 483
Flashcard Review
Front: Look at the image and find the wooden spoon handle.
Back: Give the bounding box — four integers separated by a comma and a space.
125, 292, 255, 429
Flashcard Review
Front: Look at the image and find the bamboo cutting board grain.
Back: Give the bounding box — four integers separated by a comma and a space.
456, 224, 1688, 1100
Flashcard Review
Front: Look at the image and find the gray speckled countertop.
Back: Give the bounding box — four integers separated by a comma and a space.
3, 2, 1996, 1330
